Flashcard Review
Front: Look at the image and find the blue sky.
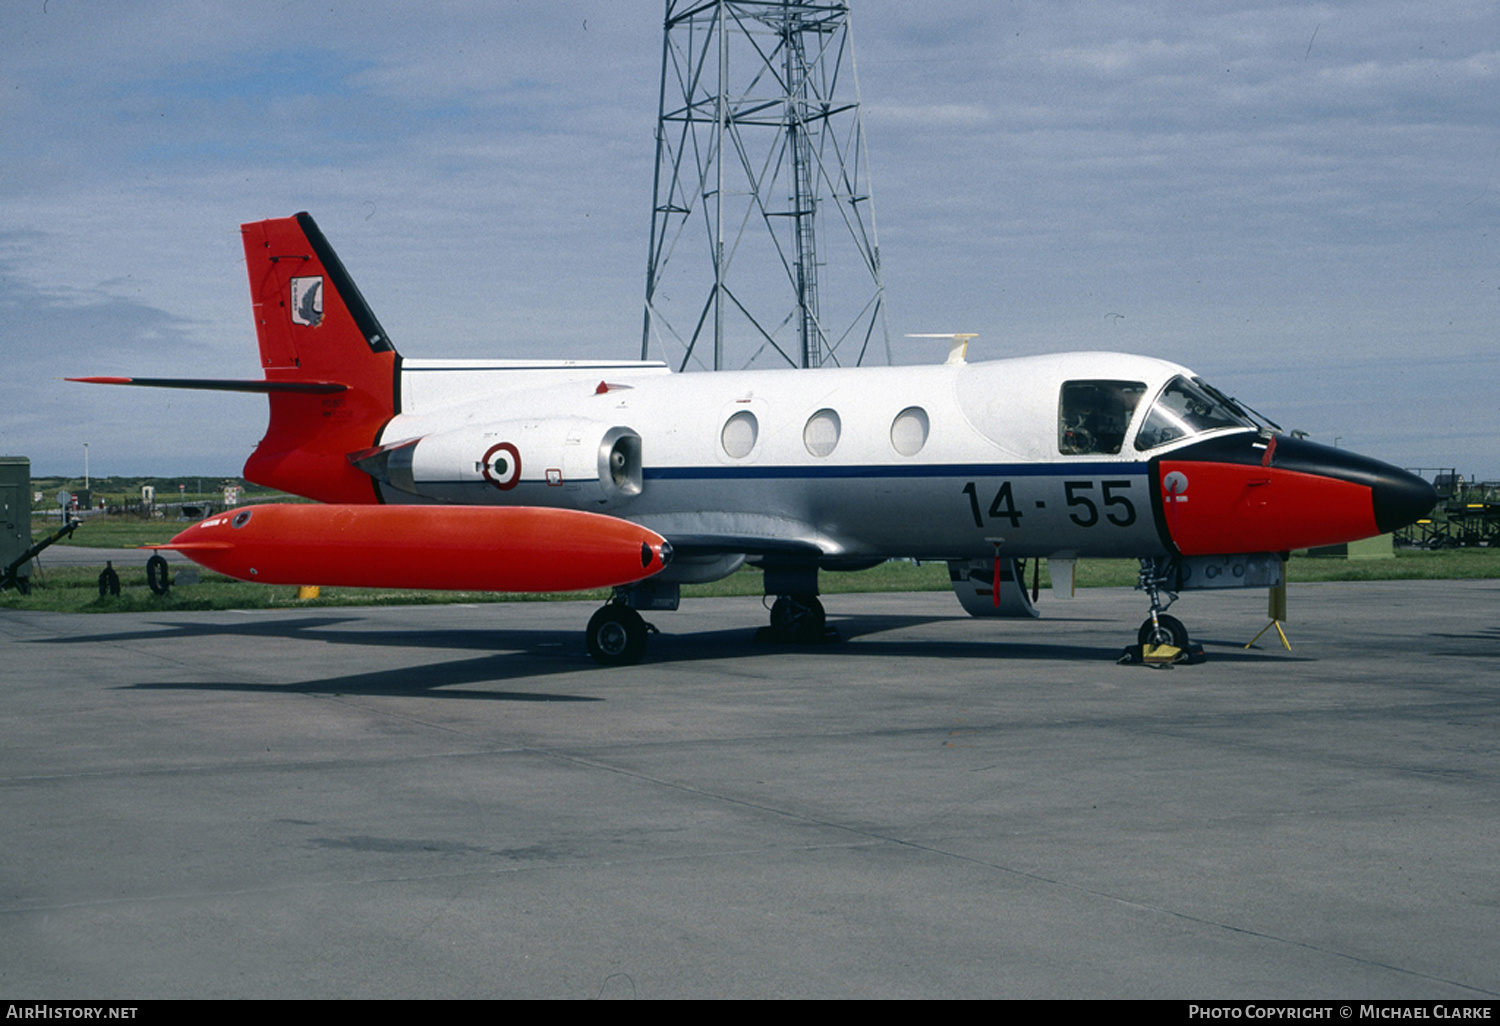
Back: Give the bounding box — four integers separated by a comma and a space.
3, 1, 1496, 480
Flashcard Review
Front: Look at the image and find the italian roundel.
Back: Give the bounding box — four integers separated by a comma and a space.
481, 442, 522, 491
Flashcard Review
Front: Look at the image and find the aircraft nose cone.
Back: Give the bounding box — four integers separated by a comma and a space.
1271, 436, 1436, 535
1372, 467, 1438, 534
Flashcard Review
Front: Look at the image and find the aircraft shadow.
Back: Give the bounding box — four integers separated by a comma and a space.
1419, 626, 1500, 659
123, 652, 602, 702
30, 616, 368, 646
50, 610, 1302, 702
1426, 627, 1500, 641
655, 616, 1307, 665
1195, 638, 1315, 663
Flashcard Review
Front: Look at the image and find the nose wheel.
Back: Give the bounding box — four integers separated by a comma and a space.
586, 604, 652, 666
1123, 558, 1205, 665
1138, 613, 1190, 649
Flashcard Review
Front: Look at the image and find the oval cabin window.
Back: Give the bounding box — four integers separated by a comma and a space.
890, 407, 930, 457
721, 410, 759, 458
803, 409, 841, 457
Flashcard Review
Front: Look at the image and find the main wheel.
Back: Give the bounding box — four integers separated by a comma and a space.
770, 594, 825, 640
586, 605, 648, 666
1138, 614, 1189, 649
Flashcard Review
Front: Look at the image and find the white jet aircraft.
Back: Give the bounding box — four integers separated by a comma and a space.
76, 214, 1436, 664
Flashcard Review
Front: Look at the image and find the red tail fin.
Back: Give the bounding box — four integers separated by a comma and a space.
241, 213, 399, 503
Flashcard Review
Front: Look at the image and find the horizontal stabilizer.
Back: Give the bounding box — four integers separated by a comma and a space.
68, 376, 347, 395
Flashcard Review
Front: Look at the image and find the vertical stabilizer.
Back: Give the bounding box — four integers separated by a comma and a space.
241, 213, 399, 503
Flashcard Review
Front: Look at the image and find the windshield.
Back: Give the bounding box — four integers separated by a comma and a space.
1133, 376, 1256, 451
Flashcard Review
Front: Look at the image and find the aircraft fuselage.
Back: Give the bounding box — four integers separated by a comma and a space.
360, 351, 1428, 578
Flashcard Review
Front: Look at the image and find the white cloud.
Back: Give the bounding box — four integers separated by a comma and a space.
866, 103, 991, 126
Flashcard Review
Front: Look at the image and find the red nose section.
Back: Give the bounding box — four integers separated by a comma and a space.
1154, 434, 1436, 556
154, 504, 671, 593
1156, 461, 1378, 555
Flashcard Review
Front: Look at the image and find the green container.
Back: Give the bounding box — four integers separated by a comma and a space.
0, 456, 32, 582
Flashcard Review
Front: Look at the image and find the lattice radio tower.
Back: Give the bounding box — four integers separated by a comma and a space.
641, 0, 889, 371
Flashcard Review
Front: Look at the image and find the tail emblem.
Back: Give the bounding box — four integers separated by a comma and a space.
291, 276, 324, 327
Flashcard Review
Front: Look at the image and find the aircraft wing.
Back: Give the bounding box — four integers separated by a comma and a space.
661, 534, 825, 558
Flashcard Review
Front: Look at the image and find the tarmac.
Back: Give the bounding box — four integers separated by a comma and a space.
1, 574, 1496, 999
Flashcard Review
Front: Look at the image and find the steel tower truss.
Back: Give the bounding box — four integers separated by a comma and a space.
642, 0, 889, 371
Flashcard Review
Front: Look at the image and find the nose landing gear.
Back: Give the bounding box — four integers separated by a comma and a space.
1122, 558, 1206, 665
1139, 612, 1189, 650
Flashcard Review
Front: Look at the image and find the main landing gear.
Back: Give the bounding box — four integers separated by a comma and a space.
585, 578, 680, 666
1122, 558, 1205, 665
585, 603, 655, 666
582, 575, 833, 665
755, 560, 836, 645
766, 593, 827, 642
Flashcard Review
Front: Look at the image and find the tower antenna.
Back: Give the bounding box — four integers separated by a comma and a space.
642, 1, 890, 371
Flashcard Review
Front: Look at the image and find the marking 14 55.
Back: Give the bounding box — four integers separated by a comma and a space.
962, 479, 1138, 530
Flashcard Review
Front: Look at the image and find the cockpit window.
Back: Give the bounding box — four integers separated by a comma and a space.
1058, 380, 1148, 455
1133, 376, 1256, 451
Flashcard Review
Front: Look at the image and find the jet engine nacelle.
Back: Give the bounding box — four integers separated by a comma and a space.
357, 419, 643, 508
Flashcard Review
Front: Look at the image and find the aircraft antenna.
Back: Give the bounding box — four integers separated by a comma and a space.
641, 0, 890, 371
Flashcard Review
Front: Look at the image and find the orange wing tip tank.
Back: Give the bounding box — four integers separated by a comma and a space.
151, 504, 671, 594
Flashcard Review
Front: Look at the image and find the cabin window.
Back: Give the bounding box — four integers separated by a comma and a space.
1134, 376, 1255, 451
890, 407, 930, 456
721, 410, 759, 458
1058, 380, 1147, 455
803, 409, 841, 457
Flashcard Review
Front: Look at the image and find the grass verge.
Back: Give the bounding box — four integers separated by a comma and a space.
34, 517, 211, 549
4, 548, 1498, 615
